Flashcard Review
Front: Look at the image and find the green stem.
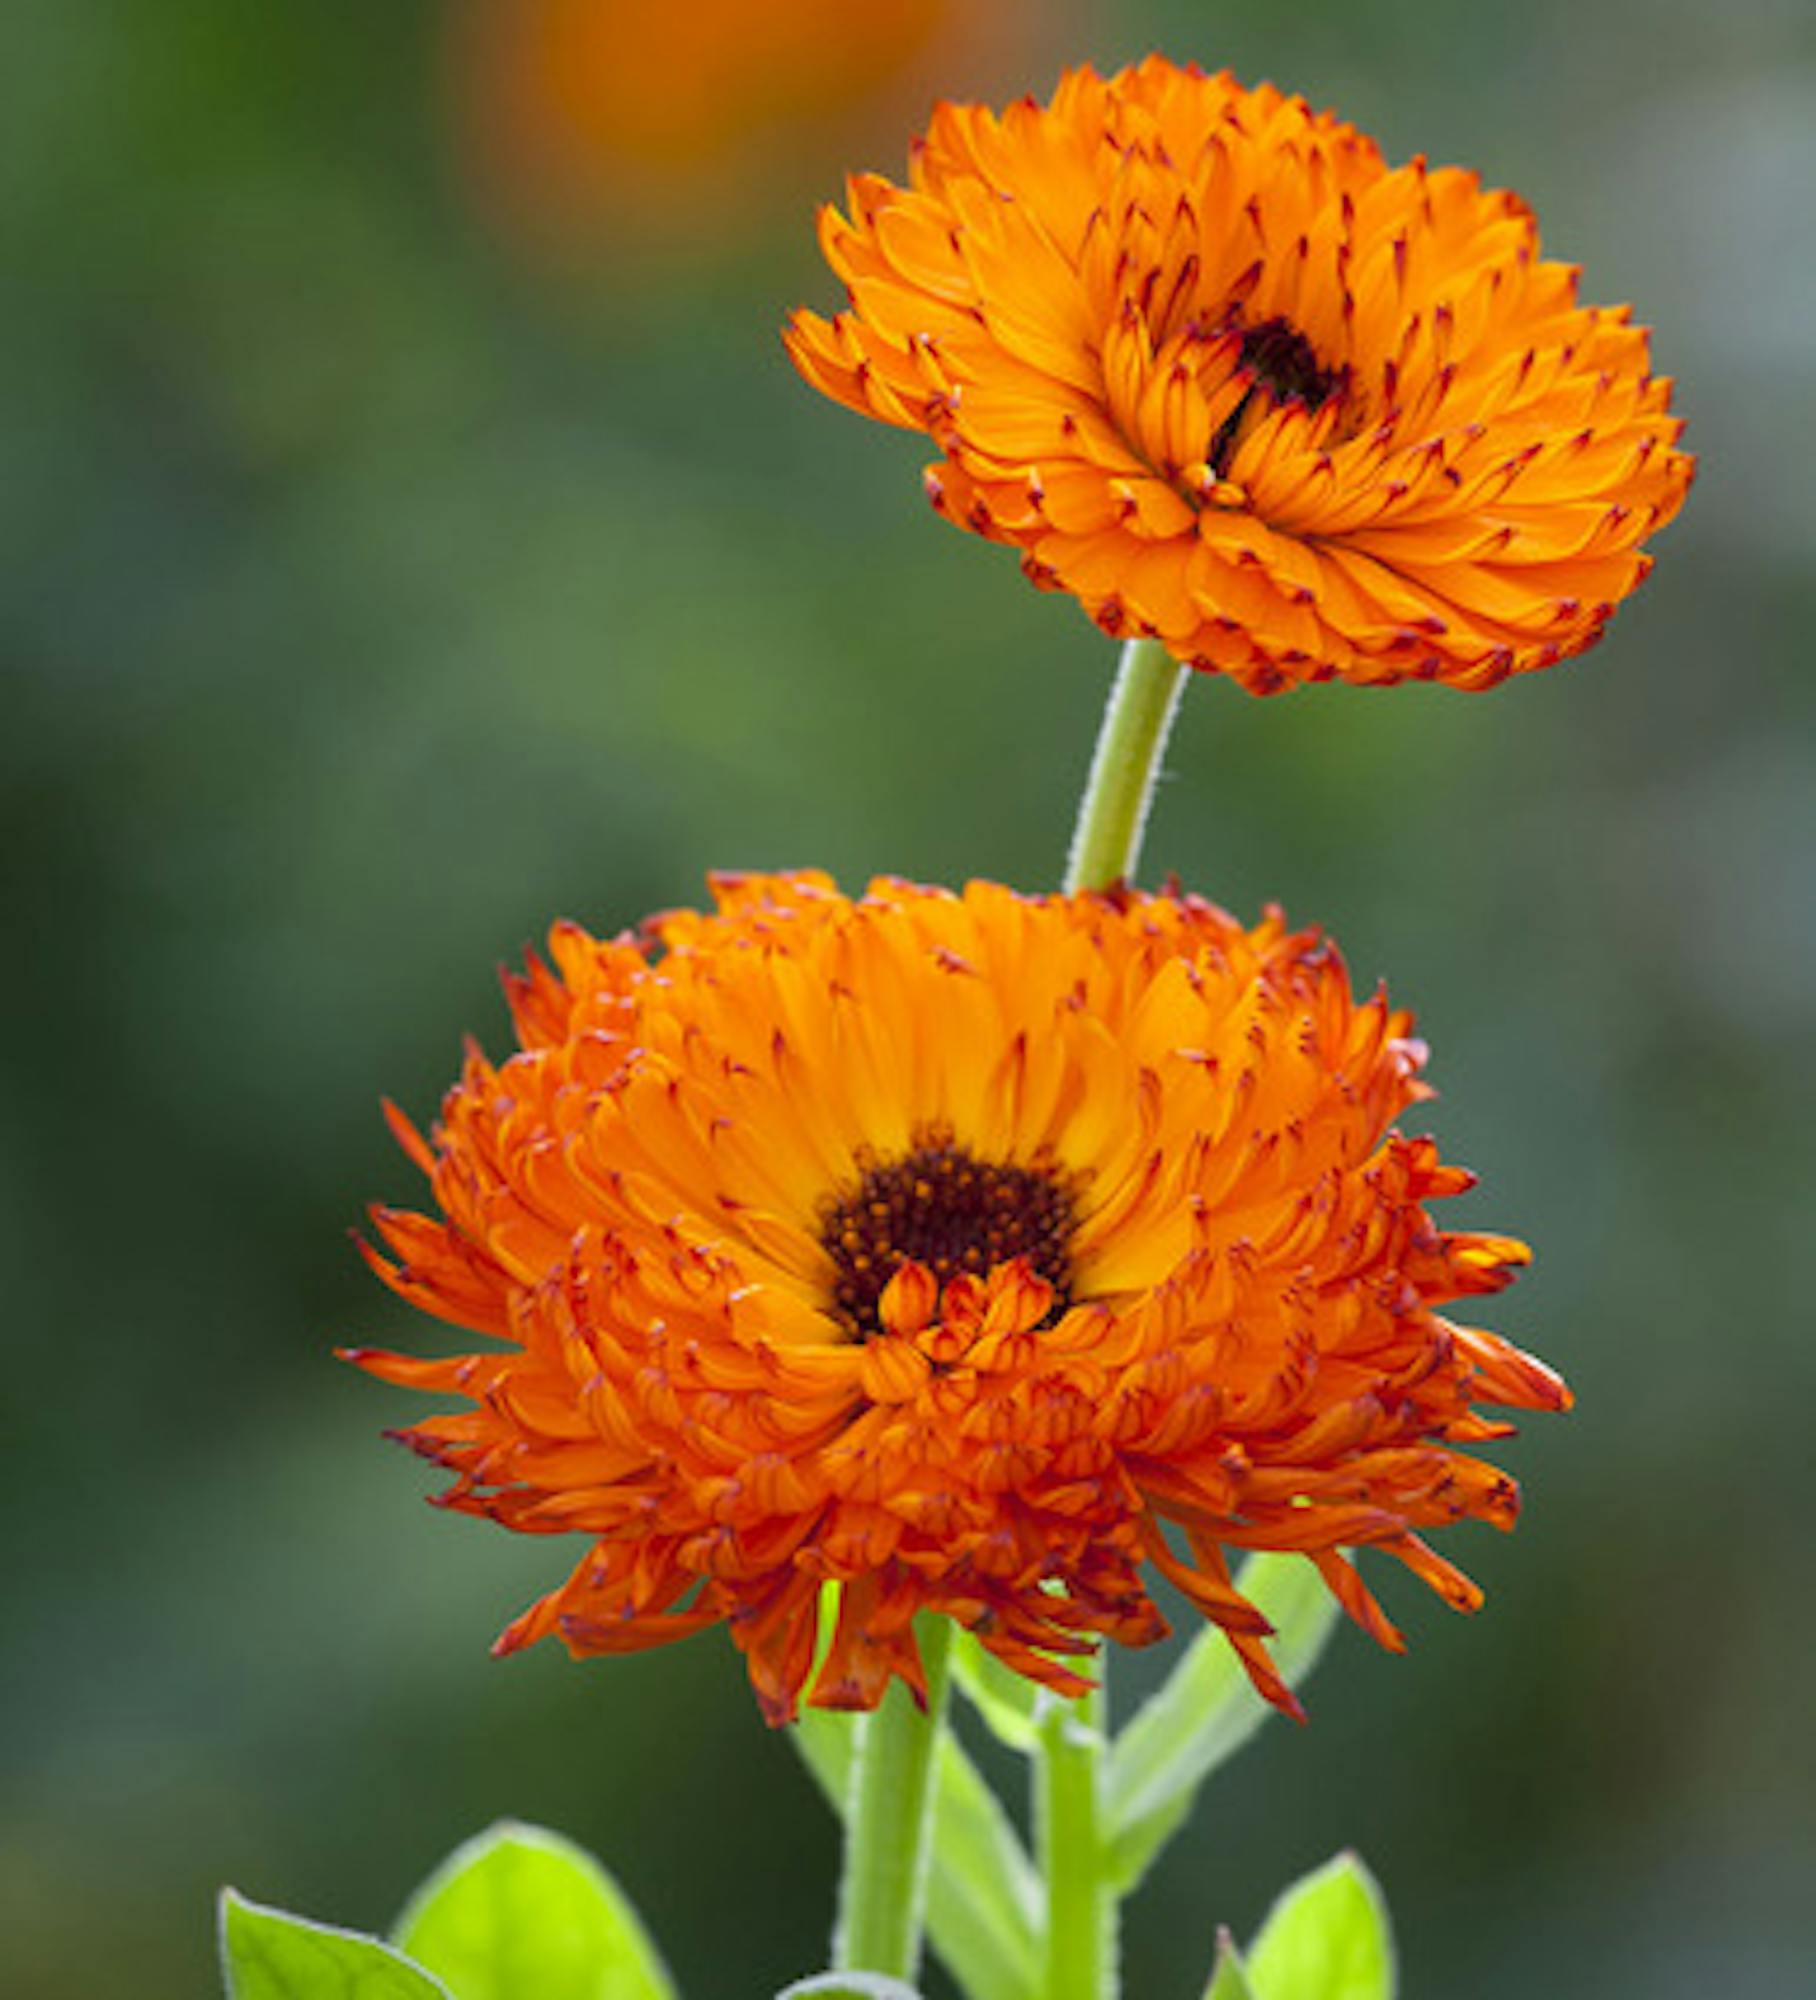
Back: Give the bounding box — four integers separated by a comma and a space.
1037, 1667, 1114, 2000
1063, 637, 1190, 894
1035, 643, 1183, 1997
834, 1616, 955, 1983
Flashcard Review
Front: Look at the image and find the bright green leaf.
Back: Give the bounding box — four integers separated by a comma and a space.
391, 1820, 675, 2000
790, 1710, 1039, 2000
776, 1976, 924, 2000
918, 1731, 1042, 2000
1105, 1552, 1341, 1889
1246, 1852, 1395, 2000
220, 1890, 453, 2000
1201, 1928, 1257, 2000
948, 1629, 1042, 1753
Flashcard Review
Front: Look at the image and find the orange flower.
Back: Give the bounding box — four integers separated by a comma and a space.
786, 58, 1693, 692
348, 873, 1566, 1724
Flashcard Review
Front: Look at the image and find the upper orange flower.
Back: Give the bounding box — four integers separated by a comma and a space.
348, 873, 1566, 1724
786, 58, 1693, 692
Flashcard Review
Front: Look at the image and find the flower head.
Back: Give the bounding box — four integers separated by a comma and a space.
785, 58, 1692, 692
349, 873, 1566, 1723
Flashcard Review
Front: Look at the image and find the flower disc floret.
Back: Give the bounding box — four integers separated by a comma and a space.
349, 873, 1567, 1723
785, 57, 1693, 692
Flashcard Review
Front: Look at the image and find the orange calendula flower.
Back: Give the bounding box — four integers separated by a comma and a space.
785, 58, 1693, 692
348, 873, 1566, 1724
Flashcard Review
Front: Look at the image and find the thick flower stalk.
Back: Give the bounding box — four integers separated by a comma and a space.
786, 57, 1693, 691
348, 871, 1566, 1727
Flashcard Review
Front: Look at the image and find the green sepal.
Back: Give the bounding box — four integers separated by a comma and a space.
776, 1976, 925, 2000
1246, 1851, 1395, 2000
1201, 1927, 1258, 2000
219, 1889, 453, 2000
948, 1628, 1042, 1753
794, 1708, 1040, 2000
1104, 1553, 1341, 1889
390, 1819, 676, 2000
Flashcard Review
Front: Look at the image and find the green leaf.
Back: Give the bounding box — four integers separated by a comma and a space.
1201, 1928, 1257, 2000
791, 1710, 1040, 2000
776, 1977, 924, 2000
391, 1821, 675, 2000
948, 1629, 1042, 1753
220, 1890, 453, 2000
1104, 1552, 1341, 1889
1246, 1852, 1395, 2000
919, 1731, 1042, 2000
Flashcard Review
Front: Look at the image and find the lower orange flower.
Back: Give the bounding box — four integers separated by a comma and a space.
348, 874, 1566, 1723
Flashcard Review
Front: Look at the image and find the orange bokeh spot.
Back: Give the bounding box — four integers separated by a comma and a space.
452, 0, 1027, 245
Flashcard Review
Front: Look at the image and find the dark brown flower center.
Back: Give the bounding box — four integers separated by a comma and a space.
1238, 316, 1344, 410
1208, 316, 1347, 474
819, 1130, 1079, 1340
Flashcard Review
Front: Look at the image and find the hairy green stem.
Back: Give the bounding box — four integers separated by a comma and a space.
1037, 1671, 1114, 2000
834, 1617, 955, 1983
1063, 637, 1190, 894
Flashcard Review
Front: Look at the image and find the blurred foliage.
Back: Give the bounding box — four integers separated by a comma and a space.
2, 1, 1812, 1997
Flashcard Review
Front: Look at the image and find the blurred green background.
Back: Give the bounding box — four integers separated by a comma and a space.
4, 0, 1811, 1994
